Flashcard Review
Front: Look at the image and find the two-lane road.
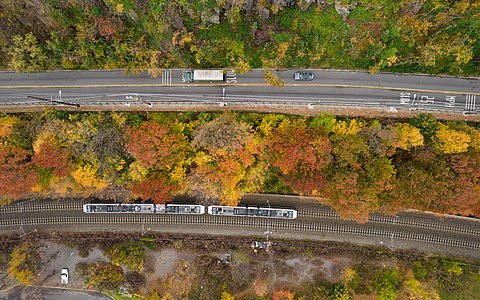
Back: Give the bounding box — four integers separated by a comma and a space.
0, 69, 478, 115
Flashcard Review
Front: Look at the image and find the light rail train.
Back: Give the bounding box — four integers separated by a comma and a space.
82, 203, 297, 219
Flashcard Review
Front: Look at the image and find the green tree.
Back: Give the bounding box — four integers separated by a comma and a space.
374, 269, 400, 300
329, 284, 352, 300
409, 114, 438, 139
8, 32, 47, 72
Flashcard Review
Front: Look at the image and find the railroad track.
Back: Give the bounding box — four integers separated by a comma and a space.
1, 203, 479, 237
298, 208, 480, 236
0, 201, 84, 213
1, 215, 479, 251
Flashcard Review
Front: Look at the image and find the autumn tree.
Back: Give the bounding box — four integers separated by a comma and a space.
392, 123, 424, 150
31, 140, 71, 178
192, 113, 252, 155
272, 290, 295, 300
0, 115, 19, 138
8, 32, 47, 72
220, 292, 235, 300
127, 121, 187, 170
8, 242, 40, 286
131, 172, 178, 204
0, 145, 37, 202
79, 262, 125, 290
109, 242, 145, 272
190, 114, 261, 204
264, 69, 285, 87
266, 119, 331, 176
432, 124, 471, 154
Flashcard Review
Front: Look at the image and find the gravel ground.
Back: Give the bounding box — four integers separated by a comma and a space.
37, 241, 109, 289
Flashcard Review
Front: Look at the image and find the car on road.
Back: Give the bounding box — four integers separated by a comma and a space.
61, 268, 69, 284
294, 71, 315, 81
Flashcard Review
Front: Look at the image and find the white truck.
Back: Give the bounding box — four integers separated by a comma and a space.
184, 69, 224, 83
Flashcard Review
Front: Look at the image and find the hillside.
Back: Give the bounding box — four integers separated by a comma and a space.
0, 0, 479, 76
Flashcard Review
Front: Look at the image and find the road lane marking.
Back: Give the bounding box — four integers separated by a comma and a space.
465, 94, 476, 111
0, 83, 478, 96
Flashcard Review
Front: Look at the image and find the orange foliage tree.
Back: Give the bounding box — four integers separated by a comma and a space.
131, 172, 177, 204
32, 140, 71, 178
266, 119, 331, 195
272, 290, 295, 300
0, 145, 37, 201
127, 121, 187, 170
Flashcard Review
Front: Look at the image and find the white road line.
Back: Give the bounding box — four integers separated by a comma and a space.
465, 94, 476, 111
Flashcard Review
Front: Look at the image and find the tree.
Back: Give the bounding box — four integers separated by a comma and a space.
329, 284, 352, 300
83, 262, 125, 290
374, 269, 400, 300
432, 124, 471, 154
0, 145, 38, 201
32, 140, 71, 178
410, 114, 438, 139
400, 277, 440, 300
131, 172, 178, 204
109, 242, 145, 272
272, 290, 295, 300
0, 115, 19, 138
393, 123, 424, 150
264, 69, 285, 87
8, 242, 40, 286
127, 121, 187, 170
8, 32, 47, 72
192, 114, 252, 155
266, 119, 331, 175
220, 292, 235, 300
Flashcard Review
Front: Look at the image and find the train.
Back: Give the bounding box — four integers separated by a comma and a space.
82, 203, 297, 219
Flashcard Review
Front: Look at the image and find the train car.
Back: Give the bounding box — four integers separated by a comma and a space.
82, 203, 156, 213
208, 205, 297, 219
155, 204, 205, 214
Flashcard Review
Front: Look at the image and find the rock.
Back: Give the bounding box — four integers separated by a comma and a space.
201, 8, 220, 24
258, 7, 270, 21
297, 0, 316, 12
334, 0, 358, 21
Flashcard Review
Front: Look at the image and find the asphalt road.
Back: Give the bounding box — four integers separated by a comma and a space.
0, 69, 478, 114
0, 285, 112, 300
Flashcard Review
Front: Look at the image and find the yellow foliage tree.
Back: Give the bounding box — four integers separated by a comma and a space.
433, 124, 471, 154
332, 119, 365, 135
394, 123, 424, 150
72, 164, 108, 192
0, 115, 19, 138
220, 292, 235, 300
264, 69, 284, 87
8, 242, 39, 286
401, 277, 440, 300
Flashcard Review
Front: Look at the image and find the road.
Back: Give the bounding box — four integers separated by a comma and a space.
0, 196, 479, 259
0, 285, 112, 300
0, 69, 478, 115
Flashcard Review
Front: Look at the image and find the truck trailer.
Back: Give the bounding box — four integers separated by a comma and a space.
184, 69, 224, 83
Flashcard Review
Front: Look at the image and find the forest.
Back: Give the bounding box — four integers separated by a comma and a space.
0, 0, 479, 76
1, 111, 479, 222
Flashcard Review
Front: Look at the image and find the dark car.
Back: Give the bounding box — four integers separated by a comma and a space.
294, 71, 315, 81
